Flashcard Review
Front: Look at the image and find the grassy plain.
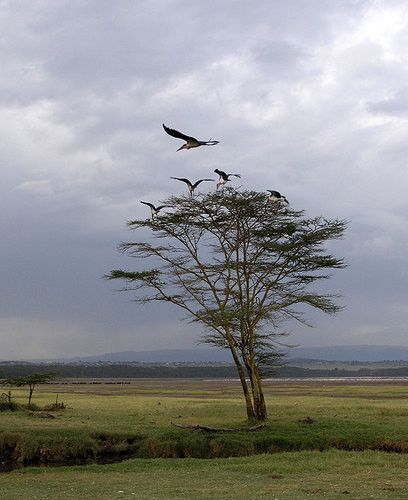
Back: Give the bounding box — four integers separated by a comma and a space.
0, 379, 407, 498
1, 450, 407, 499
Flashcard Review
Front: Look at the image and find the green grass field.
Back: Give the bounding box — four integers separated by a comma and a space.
1, 379, 407, 498
1, 450, 407, 499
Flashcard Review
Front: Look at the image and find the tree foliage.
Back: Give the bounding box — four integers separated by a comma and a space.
108, 188, 346, 420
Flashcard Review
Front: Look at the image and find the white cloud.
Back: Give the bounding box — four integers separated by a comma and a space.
14, 179, 55, 196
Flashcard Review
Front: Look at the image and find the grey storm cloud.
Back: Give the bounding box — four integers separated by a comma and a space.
0, 0, 408, 359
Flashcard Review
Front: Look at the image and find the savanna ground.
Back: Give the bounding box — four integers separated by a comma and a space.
0, 379, 407, 499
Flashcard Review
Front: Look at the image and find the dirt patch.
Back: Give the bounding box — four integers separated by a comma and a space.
297, 416, 317, 424
28, 411, 55, 419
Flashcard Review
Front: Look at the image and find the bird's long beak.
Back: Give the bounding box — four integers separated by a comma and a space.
176, 145, 186, 152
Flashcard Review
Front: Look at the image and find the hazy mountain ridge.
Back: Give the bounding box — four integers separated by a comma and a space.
5, 345, 408, 363
288, 345, 408, 362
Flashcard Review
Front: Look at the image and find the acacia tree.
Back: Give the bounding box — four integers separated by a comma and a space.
108, 188, 346, 421
1, 373, 56, 408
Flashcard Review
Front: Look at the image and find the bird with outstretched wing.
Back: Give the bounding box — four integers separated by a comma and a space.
214, 169, 241, 189
170, 177, 214, 195
140, 201, 168, 219
163, 124, 219, 151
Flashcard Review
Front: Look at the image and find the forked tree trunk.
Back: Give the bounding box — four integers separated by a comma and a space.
228, 343, 256, 420
236, 361, 256, 420
230, 344, 268, 422
243, 357, 268, 422
249, 379, 267, 420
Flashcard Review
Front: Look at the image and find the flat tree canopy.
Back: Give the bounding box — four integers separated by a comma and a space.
1, 373, 56, 408
108, 188, 346, 421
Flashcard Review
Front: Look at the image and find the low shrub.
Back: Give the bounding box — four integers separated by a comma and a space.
0, 392, 19, 412
0, 400, 19, 412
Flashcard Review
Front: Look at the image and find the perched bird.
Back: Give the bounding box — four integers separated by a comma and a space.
140, 201, 167, 219
214, 168, 241, 189
267, 190, 289, 205
170, 177, 214, 196
163, 124, 219, 151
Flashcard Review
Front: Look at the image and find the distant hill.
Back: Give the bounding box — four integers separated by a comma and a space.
54, 349, 233, 364
288, 345, 408, 362
9, 344, 408, 364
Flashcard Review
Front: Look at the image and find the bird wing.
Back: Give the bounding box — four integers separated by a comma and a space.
163, 124, 198, 142
156, 205, 167, 211
192, 178, 214, 188
229, 173, 241, 178
170, 177, 193, 187
140, 201, 155, 209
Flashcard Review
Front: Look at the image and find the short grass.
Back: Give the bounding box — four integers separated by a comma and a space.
1, 380, 408, 461
1, 380, 408, 498
0, 450, 407, 499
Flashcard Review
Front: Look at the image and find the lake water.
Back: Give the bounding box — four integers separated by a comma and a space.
207, 377, 408, 383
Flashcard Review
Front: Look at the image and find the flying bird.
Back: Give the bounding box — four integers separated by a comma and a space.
170, 177, 214, 196
163, 124, 219, 151
267, 190, 289, 205
214, 168, 241, 189
140, 201, 167, 219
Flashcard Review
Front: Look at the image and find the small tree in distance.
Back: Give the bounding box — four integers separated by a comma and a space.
108, 188, 346, 421
1, 373, 56, 409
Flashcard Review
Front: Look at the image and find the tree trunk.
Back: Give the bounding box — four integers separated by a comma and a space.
236, 361, 256, 420
250, 366, 267, 421
228, 343, 256, 420
245, 361, 267, 421
28, 385, 34, 408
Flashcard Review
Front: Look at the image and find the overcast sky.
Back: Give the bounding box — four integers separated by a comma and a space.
1, 0, 407, 360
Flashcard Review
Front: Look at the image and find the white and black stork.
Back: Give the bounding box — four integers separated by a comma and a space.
170, 177, 214, 196
140, 201, 167, 219
214, 169, 241, 190
163, 124, 219, 151
266, 190, 289, 205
